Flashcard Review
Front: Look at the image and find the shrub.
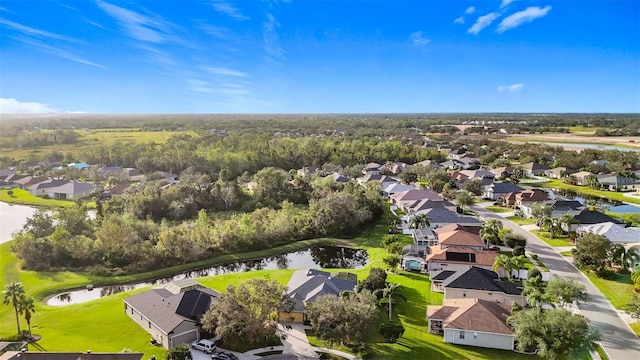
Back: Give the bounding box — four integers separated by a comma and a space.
512, 246, 525, 256
7, 190, 13, 196
166, 344, 192, 360
379, 322, 405, 343
504, 233, 527, 248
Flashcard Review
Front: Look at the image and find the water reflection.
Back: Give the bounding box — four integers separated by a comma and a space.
46, 246, 368, 306
541, 187, 640, 213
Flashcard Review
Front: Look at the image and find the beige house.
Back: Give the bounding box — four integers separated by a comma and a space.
427, 298, 515, 351
444, 267, 526, 307
123, 279, 221, 349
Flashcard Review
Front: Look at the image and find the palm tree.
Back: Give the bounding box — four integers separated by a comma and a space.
3, 282, 25, 336
522, 275, 551, 311
611, 246, 640, 272
631, 266, 640, 291
408, 213, 430, 230
493, 254, 514, 279
510, 255, 528, 275
559, 213, 575, 235
481, 219, 503, 248
19, 297, 36, 338
539, 215, 554, 233
375, 283, 406, 322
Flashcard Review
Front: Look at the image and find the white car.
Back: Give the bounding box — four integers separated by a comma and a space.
191, 339, 217, 354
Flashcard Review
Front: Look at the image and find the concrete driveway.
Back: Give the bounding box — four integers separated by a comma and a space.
473, 205, 640, 359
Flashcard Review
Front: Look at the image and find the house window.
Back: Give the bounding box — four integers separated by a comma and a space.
131, 308, 133, 315
462, 291, 466, 297
459, 331, 465, 339
487, 292, 492, 296
140, 315, 143, 321
148, 321, 151, 329
473, 332, 478, 340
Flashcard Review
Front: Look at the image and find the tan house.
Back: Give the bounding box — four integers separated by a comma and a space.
426, 246, 499, 273
571, 171, 594, 186
444, 267, 526, 307
123, 279, 221, 349
279, 269, 356, 323
427, 298, 515, 351
437, 229, 485, 251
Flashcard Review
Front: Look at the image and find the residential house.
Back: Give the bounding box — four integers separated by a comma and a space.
571, 171, 594, 186
448, 149, 467, 160
413, 159, 441, 169
28, 179, 69, 196
403, 198, 457, 214
427, 298, 514, 351
522, 162, 549, 177
356, 173, 394, 186
411, 208, 483, 229
426, 225, 498, 274
430, 270, 458, 292
98, 166, 124, 176
444, 267, 526, 307
569, 210, 622, 232
401, 245, 429, 272
390, 162, 409, 174
383, 182, 416, 198
596, 174, 639, 191
549, 200, 584, 218
123, 279, 221, 349
0, 351, 143, 360
390, 189, 444, 210
515, 190, 552, 217
0, 169, 16, 185
279, 269, 356, 323
45, 181, 97, 200
297, 166, 320, 177
490, 166, 514, 179
576, 222, 640, 244
362, 162, 382, 174
545, 167, 577, 180
437, 229, 485, 251
460, 170, 495, 179
458, 155, 480, 169
13, 176, 49, 189
332, 173, 350, 183
440, 159, 464, 169
483, 182, 524, 201
98, 183, 132, 200
435, 223, 482, 236
591, 159, 609, 167
124, 168, 146, 182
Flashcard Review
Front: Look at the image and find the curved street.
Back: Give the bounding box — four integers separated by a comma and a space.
472, 205, 640, 359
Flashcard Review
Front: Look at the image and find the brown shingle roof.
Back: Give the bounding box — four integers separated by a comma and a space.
426, 246, 498, 267
391, 189, 443, 202
434, 224, 482, 235
437, 230, 484, 247
427, 298, 513, 335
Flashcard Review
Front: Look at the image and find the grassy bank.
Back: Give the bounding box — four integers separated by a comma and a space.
585, 272, 634, 310
0, 188, 78, 208
530, 230, 574, 247
530, 179, 640, 206
631, 322, 640, 337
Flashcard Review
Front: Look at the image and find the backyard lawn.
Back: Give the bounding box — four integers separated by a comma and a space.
0, 188, 78, 208
585, 272, 634, 310
530, 230, 574, 247
506, 216, 537, 226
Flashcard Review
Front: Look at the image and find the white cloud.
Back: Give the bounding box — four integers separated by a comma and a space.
14, 36, 107, 68
96, 0, 176, 43
467, 12, 501, 34
204, 67, 249, 78
211, 0, 249, 21
410, 31, 431, 46
454, 16, 465, 25
263, 13, 285, 61
465, 6, 476, 14
497, 5, 552, 33
0, 98, 56, 113
500, 0, 516, 9
497, 83, 524, 92
0, 19, 79, 42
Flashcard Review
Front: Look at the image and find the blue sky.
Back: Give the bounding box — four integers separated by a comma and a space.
0, 0, 638, 113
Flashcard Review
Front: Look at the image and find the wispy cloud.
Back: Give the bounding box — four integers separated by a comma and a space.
198, 23, 234, 40
82, 17, 108, 30
211, 0, 249, 21
465, 6, 476, 14
15, 36, 107, 68
497, 83, 524, 92
500, 0, 516, 9
263, 13, 285, 61
468, 12, 501, 34
0, 19, 79, 42
497, 6, 552, 33
204, 67, 249, 78
410, 31, 431, 46
454, 16, 465, 25
0, 98, 56, 113
96, 0, 176, 43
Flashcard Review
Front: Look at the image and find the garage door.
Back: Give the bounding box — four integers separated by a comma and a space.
171, 330, 198, 347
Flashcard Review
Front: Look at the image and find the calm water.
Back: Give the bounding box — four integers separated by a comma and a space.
46, 246, 368, 306
0, 202, 38, 243
531, 142, 640, 153
539, 187, 640, 213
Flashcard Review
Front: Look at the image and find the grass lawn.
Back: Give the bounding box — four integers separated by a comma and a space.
486, 205, 512, 213
560, 251, 573, 257
607, 212, 640, 227
596, 345, 609, 360
630, 322, 640, 337
506, 216, 537, 226
585, 272, 634, 310
529, 179, 640, 206
530, 230, 574, 247
0, 188, 79, 208
0, 210, 536, 359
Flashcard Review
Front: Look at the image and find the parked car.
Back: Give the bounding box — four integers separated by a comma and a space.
191, 339, 217, 354
212, 352, 238, 360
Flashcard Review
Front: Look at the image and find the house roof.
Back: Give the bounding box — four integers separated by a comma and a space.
418, 208, 483, 226
391, 189, 443, 202
124, 281, 221, 334
573, 210, 621, 225
383, 183, 416, 194
490, 166, 514, 176
546, 167, 577, 175
29, 179, 69, 190
286, 269, 357, 313
550, 200, 583, 211
405, 199, 455, 212
487, 182, 524, 194
332, 173, 350, 182
0, 352, 143, 360
437, 229, 484, 248
432, 270, 456, 281
364, 162, 381, 170
413, 160, 439, 168
458, 156, 480, 165
516, 189, 550, 203
426, 246, 499, 267
16, 176, 50, 187
523, 162, 549, 172
572, 171, 593, 178
459, 170, 495, 179
577, 222, 640, 243
434, 223, 482, 235
427, 298, 513, 335
124, 168, 143, 176
47, 181, 97, 194
358, 173, 393, 183
445, 267, 522, 295
103, 183, 131, 195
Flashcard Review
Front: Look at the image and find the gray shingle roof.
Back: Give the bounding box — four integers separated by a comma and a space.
286, 269, 357, 313
432, 270, 456, 281
445, 266, 522, 295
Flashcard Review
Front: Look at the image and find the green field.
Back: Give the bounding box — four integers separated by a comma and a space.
0, 129, 198, 159
0, 214, 536, 359
0, 188, 79, 208
486, 205, 512, 213
585, 272, 634, 310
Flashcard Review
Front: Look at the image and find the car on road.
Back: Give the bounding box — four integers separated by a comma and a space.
211, 352, 238, 360
191, 339, 217, 354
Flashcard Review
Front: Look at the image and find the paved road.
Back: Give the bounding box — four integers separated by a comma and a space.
472, 205, 640, 360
